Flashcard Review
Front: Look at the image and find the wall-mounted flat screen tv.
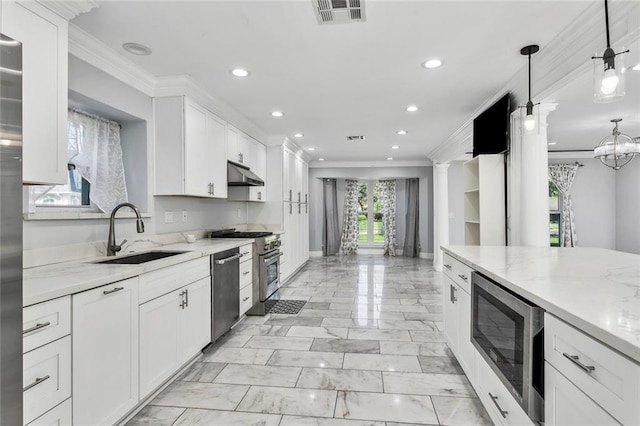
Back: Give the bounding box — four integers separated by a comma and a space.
472, 93, 512, 157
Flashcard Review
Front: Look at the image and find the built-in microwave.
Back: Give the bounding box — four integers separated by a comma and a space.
471, 271, 545, 424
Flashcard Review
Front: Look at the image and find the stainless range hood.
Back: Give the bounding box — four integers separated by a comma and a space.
227, 161, 264, 186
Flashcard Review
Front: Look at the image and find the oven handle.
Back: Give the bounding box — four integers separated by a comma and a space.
215, 253, 243, 264
264, 252, 283, 263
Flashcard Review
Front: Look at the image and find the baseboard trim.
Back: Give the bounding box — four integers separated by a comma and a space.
420, 252, 434, 260
309, 251, 323, 257
310, 249, 433, 259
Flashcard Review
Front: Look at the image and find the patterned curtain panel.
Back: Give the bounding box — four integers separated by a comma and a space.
548, 164, 579, 247
403, 178, 420, 257
322, 179, 341, 256
378, 180, 397, 256
340, 179, 360, 255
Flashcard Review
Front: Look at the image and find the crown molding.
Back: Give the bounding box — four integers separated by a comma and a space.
428, 1, 640, 164
68, 24, 268, 143
309, 160, 432, 169
69, 24, 157, 96
37, 0, 98, 20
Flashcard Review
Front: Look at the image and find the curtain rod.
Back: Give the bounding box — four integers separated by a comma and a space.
69, 107, 122, 129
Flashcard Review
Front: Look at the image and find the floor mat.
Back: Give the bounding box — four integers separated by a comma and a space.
265, 299, 307, 315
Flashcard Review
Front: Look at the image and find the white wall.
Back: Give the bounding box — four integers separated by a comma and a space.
447, 161, 465, 245
23, 56, 248, 250
615, 159, 640, 254
549, 158, 616, 250
307, 166, 433, 255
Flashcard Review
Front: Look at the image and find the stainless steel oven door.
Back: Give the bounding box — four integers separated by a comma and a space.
259, 250, 282, 301
471, 272, 544, 422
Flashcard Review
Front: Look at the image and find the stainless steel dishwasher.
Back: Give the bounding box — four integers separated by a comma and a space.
211, 248, 241, 341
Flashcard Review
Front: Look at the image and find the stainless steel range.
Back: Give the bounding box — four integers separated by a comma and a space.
209, 229, 282, 315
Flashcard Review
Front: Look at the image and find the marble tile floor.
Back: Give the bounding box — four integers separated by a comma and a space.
126, 255, 491, 426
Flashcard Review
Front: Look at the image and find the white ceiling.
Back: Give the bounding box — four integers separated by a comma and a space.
72, 0, 637, 163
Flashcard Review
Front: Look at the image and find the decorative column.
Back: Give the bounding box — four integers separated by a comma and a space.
433, 162, 450, 271
509, 104, 556, 247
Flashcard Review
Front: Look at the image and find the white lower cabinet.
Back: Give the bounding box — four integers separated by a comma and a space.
27, 398, 72, 426
23, 336, 71, 425
72, 278, 139, 426
545, 362, 618, 426
442, 254, 474, 381
139, 277, 211, 397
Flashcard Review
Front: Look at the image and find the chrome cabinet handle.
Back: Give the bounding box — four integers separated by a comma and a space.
289, 203, 293, 215
215, 253, 242, 264
489, 393, 508, 418
458, 274, 468, 281
239, 152, 243, 163
103, 286, 124, 295
305, 194, 308, 204
179, 290, 186, 309
257, 191, 262, 200
288, 189, 292, 202
297, 192, 301, 203
298, 203, 301, 214
450, 284, 457, 303
242, 271, 250, 275
23, 375, 50, 392
563, 353, 596, 373
305, 203, 308, 214
242, 296, 250, 302
23, 322, 51, 334
444, 264, 452, 270
242, 251, 250, 256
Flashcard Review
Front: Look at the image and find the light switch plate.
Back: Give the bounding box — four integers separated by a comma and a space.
164, 211, 173, 223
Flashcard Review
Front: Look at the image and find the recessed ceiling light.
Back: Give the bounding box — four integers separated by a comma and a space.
122, 42, 152, 56
422, 59, 443, 69
231, 68, 250, 77
396, 130, 408, 135
271, 111, 284, 117
319, 158, 325, 161
308, 147, 315, 151
294, 133, 303, 138
405, 105, 419, 112
548, 142, 557, 146
387, 157, 393, 160
632, 63, 640, 71
392, 145, 399, 149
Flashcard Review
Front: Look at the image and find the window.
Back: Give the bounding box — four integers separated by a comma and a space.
549, 179, 561, 247
357, 181, 383, 243
35, 164, 91, 207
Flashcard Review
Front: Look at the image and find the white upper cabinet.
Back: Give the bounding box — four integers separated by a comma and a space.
227, 125, 240, 163
227, 132, 268, 202
1, 1, 68, 184
154, 96, 227, 198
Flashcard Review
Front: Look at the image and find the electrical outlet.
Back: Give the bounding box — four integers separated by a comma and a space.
237, 208, 242, 218
182, 210, 188, 222
164, 211, 173, 223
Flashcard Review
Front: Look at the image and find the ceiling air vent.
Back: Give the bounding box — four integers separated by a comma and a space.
347, 135, 366, 141
314, 0, 365, 25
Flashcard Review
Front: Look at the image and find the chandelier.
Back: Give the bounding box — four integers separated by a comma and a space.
594, 119, 640, 170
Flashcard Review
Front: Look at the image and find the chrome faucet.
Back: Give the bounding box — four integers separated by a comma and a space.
107, 202, 145, 256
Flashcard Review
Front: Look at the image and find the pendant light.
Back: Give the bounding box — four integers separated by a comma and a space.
592, 0, 629, 103
520, 44, 539, 132
594, 119, 640, 170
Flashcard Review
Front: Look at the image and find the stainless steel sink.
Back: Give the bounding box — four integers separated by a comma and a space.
95, 251, 189, 265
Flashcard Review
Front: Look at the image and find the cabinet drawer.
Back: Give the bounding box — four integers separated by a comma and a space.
545, 362, 618, 426
139, 263, 181, 304
27, 398, 71, 426
23, 336, 71, 425
239, 244, 253, 262
443, 253, 472, 294
23, 296, 70, 353
240, 260, 252, 288
240, 285, 253, 315
476, 354, 533, 426
545, 313, 640, 425
181, 257, 210, 285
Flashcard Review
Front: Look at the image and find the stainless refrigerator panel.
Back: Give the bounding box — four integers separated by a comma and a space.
0, 33, 23, 426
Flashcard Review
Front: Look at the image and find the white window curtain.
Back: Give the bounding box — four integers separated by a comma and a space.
548, 164, 579, 247
340, 179, 360, 255
378, 179, 397, 256
68, 109, 128, 213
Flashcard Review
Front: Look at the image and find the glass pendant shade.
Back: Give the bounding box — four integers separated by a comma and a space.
593, 49, 626, 103
594, 119, 640, 170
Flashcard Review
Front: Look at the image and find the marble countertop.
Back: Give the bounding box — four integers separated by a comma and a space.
23, 238, 254, 307
441, 245, 640, 363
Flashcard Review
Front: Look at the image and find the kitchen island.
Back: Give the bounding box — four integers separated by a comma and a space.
441, 245, 640, 426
